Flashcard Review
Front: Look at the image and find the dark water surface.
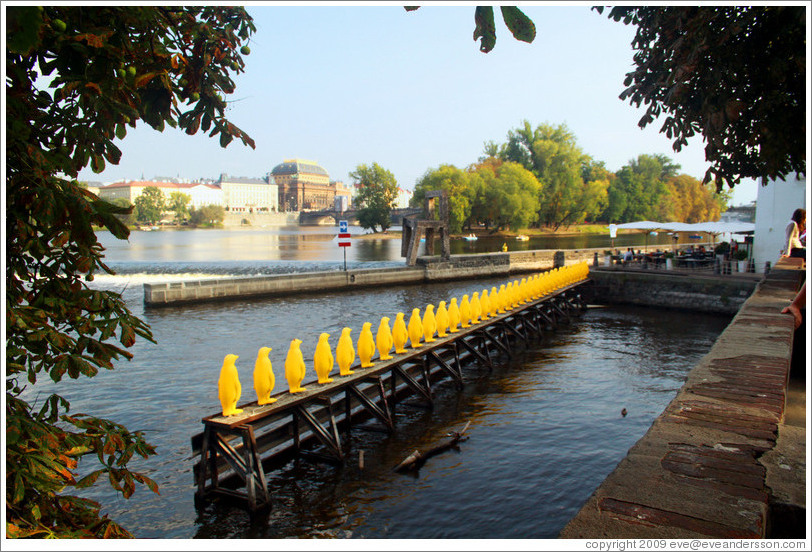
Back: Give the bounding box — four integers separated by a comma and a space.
19, 228, 731, 539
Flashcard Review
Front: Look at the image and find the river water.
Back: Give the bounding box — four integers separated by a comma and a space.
19, 227, 731, 539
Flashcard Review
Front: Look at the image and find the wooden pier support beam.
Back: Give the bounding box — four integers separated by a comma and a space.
347, 376, 395, 431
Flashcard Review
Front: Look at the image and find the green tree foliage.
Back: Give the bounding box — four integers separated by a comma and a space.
6, 5, 255, 538
605, 154, 677, 222
596, 6, 806, 189
665, 175, 731, 223
485, 123, 727, 227
405, 5, 536, 53
350, 163, 399, 233
469, 159, 541, 232
133, 186, 166, 224
412, 165, 474, 233
602, 154, 723, 223
168, 191, 192, 224
580, 159, 612, 223
110, 197, 136, 226
493, 121, 602, 229
189, 204, 225, 227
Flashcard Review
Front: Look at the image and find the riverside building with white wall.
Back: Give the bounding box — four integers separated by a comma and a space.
218, 174, 278, 213
96, 176, 280, 213
752, 173, 807, 272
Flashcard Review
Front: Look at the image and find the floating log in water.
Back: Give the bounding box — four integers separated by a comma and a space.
394, 421, 471, 472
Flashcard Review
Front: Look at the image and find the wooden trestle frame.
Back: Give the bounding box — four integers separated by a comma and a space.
192, 280, 588, 511
401, 190, 452, 266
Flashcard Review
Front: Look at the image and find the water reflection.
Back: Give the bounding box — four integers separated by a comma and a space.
98, 226, 698, 267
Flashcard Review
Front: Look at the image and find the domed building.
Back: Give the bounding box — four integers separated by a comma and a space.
270, 159, 334, 212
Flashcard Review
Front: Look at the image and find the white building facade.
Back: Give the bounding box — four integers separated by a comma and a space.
752, 174, 807, 272
97, 180, 182, 202
183, 183, 223, 208
219, 174, 279, 213
394, 187, 413, 209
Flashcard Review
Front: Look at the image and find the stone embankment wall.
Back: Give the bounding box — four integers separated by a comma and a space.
143, 248, 750, 309
143, 250, 574, 306
588, 269, 757, 315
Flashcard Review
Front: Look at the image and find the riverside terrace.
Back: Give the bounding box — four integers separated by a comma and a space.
560, 256, 806, 539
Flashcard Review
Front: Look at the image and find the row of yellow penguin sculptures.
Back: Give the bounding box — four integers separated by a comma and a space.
217, 262, 589, 416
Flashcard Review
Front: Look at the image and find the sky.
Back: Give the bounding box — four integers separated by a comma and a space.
75, 1, 760, 206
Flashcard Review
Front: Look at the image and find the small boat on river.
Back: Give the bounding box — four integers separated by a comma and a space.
515, 235, 529, 241
463, 234, 478, 241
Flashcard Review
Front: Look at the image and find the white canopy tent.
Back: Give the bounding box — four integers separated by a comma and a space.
609, 221, 755, 249
613, 221, 754, 234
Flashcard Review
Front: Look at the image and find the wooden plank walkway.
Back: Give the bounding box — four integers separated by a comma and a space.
192, 266, 590, 511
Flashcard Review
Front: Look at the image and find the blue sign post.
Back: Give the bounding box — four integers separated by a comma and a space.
338, 220, 350, 271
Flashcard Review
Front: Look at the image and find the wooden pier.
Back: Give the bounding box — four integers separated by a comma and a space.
192, 276, 590, 511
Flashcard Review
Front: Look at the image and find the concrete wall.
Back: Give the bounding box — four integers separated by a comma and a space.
143, 250, 595, 307
588, 269, 758, 315
143, 247, 760, 309
753, 174, 806, 272
144, 267, 426, 305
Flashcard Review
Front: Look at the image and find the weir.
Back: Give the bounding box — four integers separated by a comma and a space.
191, 266, 590, 511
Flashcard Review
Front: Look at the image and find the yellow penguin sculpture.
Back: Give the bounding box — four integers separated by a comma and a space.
253, 347, 276, 406
435, 300, 450, 337
448, 297, 461, 333
393, 312, 408, 353
470, 292, 481, 324
423, 304, 437, 343
505, 282, 515, 310
357, 322, 376, 368
480, 289, 490, 321
336, 327, 356, 376
314, 332, 334, 384
459, 294, 472, 328
490, 287, 499, 317
285, 339, 306, 393
376, 317, 394, 360
408, 307, 423, 349
497, 284, 507, 313
218, 354, 243, 416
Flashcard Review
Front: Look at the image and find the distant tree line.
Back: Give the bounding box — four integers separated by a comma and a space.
107, 187, 224, 227
410, 121, 731, 233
